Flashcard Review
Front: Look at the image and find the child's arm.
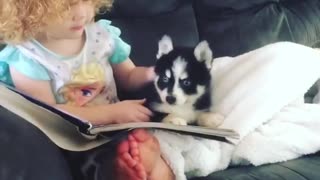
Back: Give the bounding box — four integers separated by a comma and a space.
112, 58, 155, 91
9, 67, 152, 125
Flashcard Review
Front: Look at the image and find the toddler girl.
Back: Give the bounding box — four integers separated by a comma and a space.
0, 0, 174, 180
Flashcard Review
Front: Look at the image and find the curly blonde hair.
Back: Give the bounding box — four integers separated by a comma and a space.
0, 0, 113, 44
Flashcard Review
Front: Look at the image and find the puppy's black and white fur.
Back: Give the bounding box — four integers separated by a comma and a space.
150, 35, 224, 127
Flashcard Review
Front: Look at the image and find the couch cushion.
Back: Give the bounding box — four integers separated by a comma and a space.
104, 0, 184, 17
96, 0, 199, 66
194, 0, 320, 57
191, 152, 320, 180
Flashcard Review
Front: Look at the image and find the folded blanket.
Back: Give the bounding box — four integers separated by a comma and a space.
155, 42, 320, 180
232, 103, 320, 166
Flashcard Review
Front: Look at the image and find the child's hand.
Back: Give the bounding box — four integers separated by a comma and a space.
109, 99, 153, 123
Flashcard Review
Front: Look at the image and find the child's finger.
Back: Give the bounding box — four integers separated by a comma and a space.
136, 112, 150, 122
131, 99, 146, 104
138, 106, 153, 117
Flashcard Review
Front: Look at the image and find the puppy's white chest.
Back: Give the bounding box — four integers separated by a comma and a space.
173, 106, 199, 122
153, 103, 199, 123
153, 102, 224, 128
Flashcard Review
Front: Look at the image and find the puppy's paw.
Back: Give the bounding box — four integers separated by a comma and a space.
197, 113, 224, 128
162, 114, 188, 126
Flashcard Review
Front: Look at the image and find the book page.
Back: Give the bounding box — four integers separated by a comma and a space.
0, 85, 109, 151
91, 122, 239, 142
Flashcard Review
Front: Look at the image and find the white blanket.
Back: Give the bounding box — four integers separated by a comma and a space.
154, 42, 320, 180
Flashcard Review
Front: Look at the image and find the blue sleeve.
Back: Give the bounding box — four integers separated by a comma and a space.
0, 61, 14, 86
0, 46, 50, 81
97, 20, 131, 64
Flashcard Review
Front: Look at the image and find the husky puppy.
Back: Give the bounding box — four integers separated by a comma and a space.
150, 35, 224, 127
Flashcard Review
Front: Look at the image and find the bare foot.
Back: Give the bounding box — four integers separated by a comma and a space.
114, 129, 174, 180
114, 139, 146, 180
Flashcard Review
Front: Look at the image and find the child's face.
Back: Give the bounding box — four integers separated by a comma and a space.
44, 1, 95, 40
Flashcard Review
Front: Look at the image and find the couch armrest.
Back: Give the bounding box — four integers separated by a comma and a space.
0, 106, 73, 180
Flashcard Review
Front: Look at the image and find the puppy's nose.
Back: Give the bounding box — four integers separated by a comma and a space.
166, 96, 176, 104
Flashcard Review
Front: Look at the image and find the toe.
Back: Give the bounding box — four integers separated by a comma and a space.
122, 152, 137, 168
130, 147, 139, 157
129, 138, 139, 149
114, 158, 142, 180
128, 135, 140, 159
132, 129, 151, 142
135, 163, 147, 179
117, 140, 130, 154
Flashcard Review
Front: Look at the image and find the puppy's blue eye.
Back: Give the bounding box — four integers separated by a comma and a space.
161, 76, 169, 83
182, 79, 191, 86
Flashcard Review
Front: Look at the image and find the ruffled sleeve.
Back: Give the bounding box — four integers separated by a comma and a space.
0, 45, 50, 81
97, 20, 131, 64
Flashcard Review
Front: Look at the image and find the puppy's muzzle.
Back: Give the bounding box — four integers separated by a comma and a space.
166, 95, 176, 104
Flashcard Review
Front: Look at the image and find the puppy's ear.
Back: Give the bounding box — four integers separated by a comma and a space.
157, 35, 173, 59
194, 41, 213, 69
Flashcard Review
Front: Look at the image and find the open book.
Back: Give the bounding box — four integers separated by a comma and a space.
0, 81, 239, 144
